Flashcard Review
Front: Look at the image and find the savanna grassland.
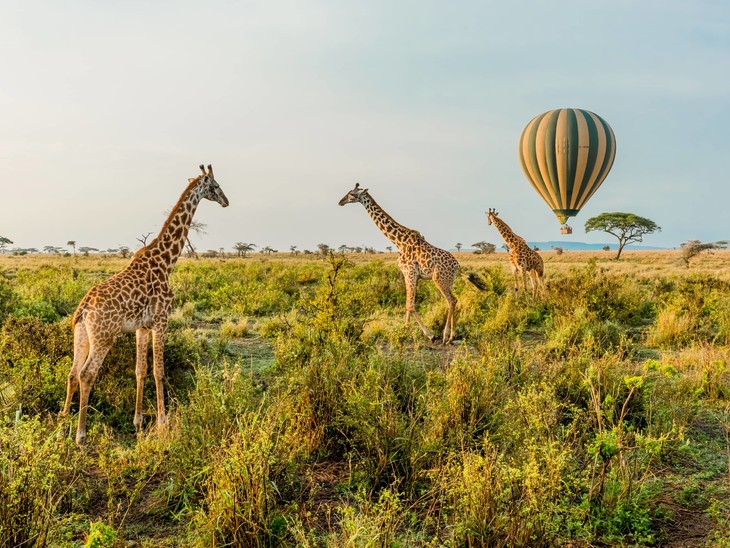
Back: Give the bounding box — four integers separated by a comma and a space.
1, 250, 729, 547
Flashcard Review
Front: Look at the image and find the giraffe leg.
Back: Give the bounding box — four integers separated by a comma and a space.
510, 261, 519, 291
134, 328, 150, 431
76, 340, 113, 445
403, 270, 433, 341
528, 270, 537, 297
434, 275, 457, 345
151, 325, 168, 429
521, 268, 528, 293
61, 321, 90, 418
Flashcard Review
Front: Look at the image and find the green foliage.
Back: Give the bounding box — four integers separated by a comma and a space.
0, 276, 17, 324
193, 404, 307, 547
0, 255, 728, 545
649, 275, 730, 347
84, 522, 117, 548
584, 212, 661, 259
0, 417, 82, 547
0, 315, 72, 414
11, 266, 94, 321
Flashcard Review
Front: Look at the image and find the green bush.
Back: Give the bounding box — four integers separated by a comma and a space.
0, 416, 82, 547
84, 521, 117, 548
0, 316, 72, 414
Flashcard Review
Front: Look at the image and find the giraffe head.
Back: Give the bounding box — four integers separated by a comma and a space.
485, 208, 499, 225
338, 182, 369, 206
190, 164, 229, 207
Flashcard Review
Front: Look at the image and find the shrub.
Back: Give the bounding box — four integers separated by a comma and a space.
0, 277, 17, 325
193, 407, 299, 547
0, 416, 83, 547
0, 316, 72, 414
84, 522, 117, 548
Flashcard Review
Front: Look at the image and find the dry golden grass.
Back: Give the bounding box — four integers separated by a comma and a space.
1, 248, 728, 281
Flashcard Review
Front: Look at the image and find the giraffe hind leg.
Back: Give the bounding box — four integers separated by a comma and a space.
61, 321, 90, 418
76, 340, 113, 445
434, 275, 457, 345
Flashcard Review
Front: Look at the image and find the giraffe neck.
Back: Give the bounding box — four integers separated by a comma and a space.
492, 216, 523, 249
144, 179, 205, 274
360, 193, 417, 248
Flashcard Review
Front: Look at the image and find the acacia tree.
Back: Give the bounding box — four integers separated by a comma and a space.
584, 212, 660, 260
0, 236, 12, 253
455, 242, 462, 252
471, 241, 496, 255
67, 240, 77, 256
234, 242, 256, 257
680, 239, 728, 268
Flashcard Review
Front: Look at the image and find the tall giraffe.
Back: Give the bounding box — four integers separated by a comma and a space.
486, 208, 544, 296
339, 183, 486, 344
61, 165, 229, 444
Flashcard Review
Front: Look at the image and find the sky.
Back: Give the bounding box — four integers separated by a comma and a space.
1, 0, 728, 253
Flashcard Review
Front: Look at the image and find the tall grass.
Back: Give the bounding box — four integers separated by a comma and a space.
0, 253, 728, 545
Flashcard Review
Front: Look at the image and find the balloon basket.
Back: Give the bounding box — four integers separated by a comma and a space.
560, 225, 573, 235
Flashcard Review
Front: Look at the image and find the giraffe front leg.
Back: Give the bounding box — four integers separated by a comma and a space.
403, 270, 434, 341
510, 262, 519, 291
521, 269, 528, 293
151, 325, 167, 429
134, 328, 150, 431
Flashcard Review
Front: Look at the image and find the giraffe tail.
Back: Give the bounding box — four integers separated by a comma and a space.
466, 272, 489, 291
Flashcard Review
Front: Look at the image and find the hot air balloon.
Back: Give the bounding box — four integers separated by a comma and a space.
518, 108, 616, 234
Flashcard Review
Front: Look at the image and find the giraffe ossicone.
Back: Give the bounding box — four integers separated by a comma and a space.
339, 183, 487, 345
60, 164, 229, 445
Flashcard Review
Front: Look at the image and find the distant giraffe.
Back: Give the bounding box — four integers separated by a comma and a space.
339, 183, 486, 344
60, 165, 229, 445
486, 208, 544, 296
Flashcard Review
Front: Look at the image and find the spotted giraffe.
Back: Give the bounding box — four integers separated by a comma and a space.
60, 165, 229, 445
486, 208, 544, 296
339, 183, 486, 344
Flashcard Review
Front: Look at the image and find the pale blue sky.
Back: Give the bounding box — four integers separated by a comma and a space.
1, 0, 728, 252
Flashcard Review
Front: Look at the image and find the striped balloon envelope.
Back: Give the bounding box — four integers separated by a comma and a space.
518, 108, 616, 227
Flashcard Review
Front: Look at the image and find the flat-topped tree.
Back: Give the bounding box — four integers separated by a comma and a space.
584, 212, 660, 260
0, 236, 12, 253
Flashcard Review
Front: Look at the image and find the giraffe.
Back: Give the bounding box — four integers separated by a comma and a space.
485, 208, 544, 296
60, 165, 229, 445
339, 183, 487, 344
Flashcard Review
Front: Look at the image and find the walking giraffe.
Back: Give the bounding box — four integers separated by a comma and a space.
339, 183, 486, 344
486, 208, 544, 296
60, 165, 229, 445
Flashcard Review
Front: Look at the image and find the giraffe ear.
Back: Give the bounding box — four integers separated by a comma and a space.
188, 178, 196, 184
